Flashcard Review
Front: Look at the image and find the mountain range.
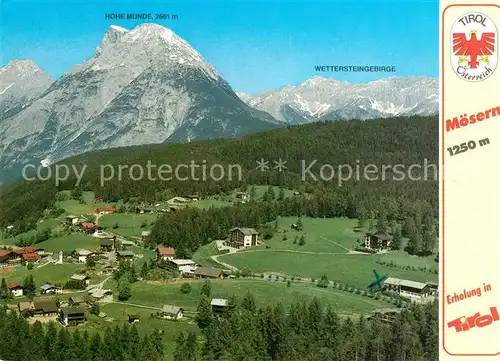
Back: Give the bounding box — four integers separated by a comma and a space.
0, 23, 438, 186
236, 76, 438, 124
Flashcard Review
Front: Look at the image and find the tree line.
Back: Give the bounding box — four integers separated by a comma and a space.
174, 285, 438, 361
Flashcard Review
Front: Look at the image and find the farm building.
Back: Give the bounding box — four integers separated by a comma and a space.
95, 207, 119, 215
89, 289, 113, 302
210, 298, 228, 314
68, 296, 85, 306
364, 232, 392, 251
157, 247, 176, 261
81, 222, 98, 234
40, 284, 62, 295
128, 314, 140, 323
0, 250, 13, 263
194, 267, 224, 279
99, 238, 115, 251
367, 308, 402, 323
70, 274, 91, 286
185, 193, 199, 201
227, 227, 259, 249
7, 283, 23, 297
383, 277, 431, 300
18, 301, 34, 313
100, 265, 115, 275
426, 282, 439, 296
116, 250, 135, 260
167, 259, 196, 274
33, 300, 59, 316
235, 192, 250, 203
161, 305, 183, 320
72, 249, 95, 263
141, 231, 151, 241
59, 307, 86, 326
66, 215, 79, 225
22, 253, 41, 262
13, 247, 40, 255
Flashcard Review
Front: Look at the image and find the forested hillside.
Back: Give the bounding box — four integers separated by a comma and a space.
175, 294, 439, 361
0, 116, 438, 236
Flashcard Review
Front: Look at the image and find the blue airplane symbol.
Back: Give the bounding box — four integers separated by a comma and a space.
367, 269, 388, 289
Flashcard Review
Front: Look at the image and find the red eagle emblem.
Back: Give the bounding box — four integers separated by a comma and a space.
453, 30, 495, 68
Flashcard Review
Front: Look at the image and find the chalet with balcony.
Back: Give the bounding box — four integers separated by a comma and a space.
227, 227, 259, 249
364, 232, 392, 251
59, 307, 86, 326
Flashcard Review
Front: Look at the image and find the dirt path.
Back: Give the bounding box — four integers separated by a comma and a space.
111, 301, 162, 311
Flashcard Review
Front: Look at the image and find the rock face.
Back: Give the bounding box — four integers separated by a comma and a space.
0, 23, 281, 185
0, 59, 53, 118
236, 76, 438, 124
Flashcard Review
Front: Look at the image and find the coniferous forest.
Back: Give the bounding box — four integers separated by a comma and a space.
0, 295, 438, 361
0, 116, 438, 238
0, 306, 165, 361
179, 292, 439, 361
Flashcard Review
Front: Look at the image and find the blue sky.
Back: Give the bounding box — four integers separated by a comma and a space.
1, 0, 439, 93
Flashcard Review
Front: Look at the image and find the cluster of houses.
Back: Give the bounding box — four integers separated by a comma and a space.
17, 299, 86, 326
156, 247, 230, 279
0, 247, 43, 266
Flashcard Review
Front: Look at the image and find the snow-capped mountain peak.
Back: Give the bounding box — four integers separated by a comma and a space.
93, 23, 220, 82
237, 76, 438, 123
0, 24, 279, 185
0, 60, 53, 117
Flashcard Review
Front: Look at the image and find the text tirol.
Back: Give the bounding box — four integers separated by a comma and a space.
447, 307, 500, 332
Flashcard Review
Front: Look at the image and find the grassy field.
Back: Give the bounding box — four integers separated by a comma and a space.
0, 218, 64, 246
261, 217, 360, 253
98, 213, 158, 238
54, 191, 117, 215
111, 278, 392, 314
214, 216, 438, 289
376, 251, 438, 271
0, 263, 84, 284
37, 232, 101, 252
220, 252, 437, 289
190, 186, 300, 210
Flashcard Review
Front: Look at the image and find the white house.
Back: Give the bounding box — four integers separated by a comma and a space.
227, 227, 259, 249
66, 215, 79, 225
40, 283, 63, 295
72, 249, 94, 263
383, 277, 431, 301
168, 259, 196, 274
161, 305, 183, 320
8, 283, 23, 297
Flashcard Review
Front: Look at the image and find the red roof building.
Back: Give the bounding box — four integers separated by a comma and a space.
14, 247, 39, 255
22, 253, 41, 261
0, 250, 12, 257
7, 282, 22, 290
81, 222, 97, 230
157, 247, 176, 258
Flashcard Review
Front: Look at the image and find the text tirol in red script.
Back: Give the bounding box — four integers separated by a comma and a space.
447, 307, 500, 332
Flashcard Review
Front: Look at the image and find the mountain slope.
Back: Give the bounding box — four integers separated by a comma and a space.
0, 60, 53, 119
236, 76, 438, 123
0, 24, 281, 185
